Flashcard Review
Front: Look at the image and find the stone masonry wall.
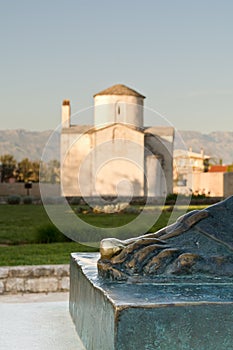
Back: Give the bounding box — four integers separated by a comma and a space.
0, 183, 60, 197
0, 265, 69, 295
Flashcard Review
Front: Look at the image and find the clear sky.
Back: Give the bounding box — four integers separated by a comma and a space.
0, 0, 233, 132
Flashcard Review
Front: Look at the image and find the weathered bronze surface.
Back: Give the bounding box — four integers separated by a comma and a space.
98, 196, 233, 281
70, 253, 233, 350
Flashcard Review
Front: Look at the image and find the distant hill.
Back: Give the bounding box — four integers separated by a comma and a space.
175, 130, 233, 164
0, 129, 232, 164
0, 129, 60, 161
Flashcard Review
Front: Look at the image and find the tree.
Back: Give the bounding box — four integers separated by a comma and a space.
47, 159, 60, 184
17, 158, 40, 182
0, 154, 17, 182
31, 161, 40, 182
39, 160, 60, 183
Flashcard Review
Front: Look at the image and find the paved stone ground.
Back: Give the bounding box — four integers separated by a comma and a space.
0, 292, 86, 350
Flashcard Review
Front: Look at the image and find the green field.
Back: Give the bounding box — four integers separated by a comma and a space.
0, 242, 98, 266
0, 204, 206, 266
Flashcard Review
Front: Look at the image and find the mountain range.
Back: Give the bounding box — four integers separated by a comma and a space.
0, 129, 232, 164
174, 130, 233, 164
0, 129, 60, 162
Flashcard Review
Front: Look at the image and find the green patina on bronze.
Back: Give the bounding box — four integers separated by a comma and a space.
70, 253, 233, 350
98, 196, 233, 281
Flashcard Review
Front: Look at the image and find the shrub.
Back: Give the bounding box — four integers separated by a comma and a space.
7, 195, 21, 205
76, 205, 89, 213
166, 193, 178, 202
69, 197, 81, 205
122, 206, 141, 214
42, 196, 65, 205
23, 196, 33, 204
163, 205, 174, 212
36, 224, 72, 243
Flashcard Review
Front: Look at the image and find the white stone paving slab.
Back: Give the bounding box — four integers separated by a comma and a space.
0, 293, 86, 350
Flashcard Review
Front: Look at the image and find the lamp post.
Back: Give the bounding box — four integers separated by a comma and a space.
24, 181, 32, 196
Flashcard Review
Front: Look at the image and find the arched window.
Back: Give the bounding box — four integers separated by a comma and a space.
115, 102, 125, 123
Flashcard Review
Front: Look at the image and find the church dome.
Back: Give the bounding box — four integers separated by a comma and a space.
94, 84, 145, 99
94, 84, 145, 128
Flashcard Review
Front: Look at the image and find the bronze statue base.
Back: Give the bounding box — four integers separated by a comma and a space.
70, 253, 233, 350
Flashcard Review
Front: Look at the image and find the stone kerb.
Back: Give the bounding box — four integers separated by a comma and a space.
0, 265, 69, 294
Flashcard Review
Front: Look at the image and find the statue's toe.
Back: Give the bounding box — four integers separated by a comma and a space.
100, 238, 126, 260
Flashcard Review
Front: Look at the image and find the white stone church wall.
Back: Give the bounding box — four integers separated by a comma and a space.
92, 125, 145, 197
145, 135, 173, 195
94, 95, 144, 128
61, 132, 92, 197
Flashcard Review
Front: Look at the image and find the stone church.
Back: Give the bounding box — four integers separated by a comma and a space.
60, 84, 174, 198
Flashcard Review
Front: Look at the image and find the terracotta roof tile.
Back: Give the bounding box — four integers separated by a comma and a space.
94, 84, 145, 98
209, 165, 228, 172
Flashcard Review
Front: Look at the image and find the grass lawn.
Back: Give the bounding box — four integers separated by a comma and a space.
0, 204, 207, 266
0, 242, 98, 266
0, 204, 186, 244
0, 205, 52, 244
